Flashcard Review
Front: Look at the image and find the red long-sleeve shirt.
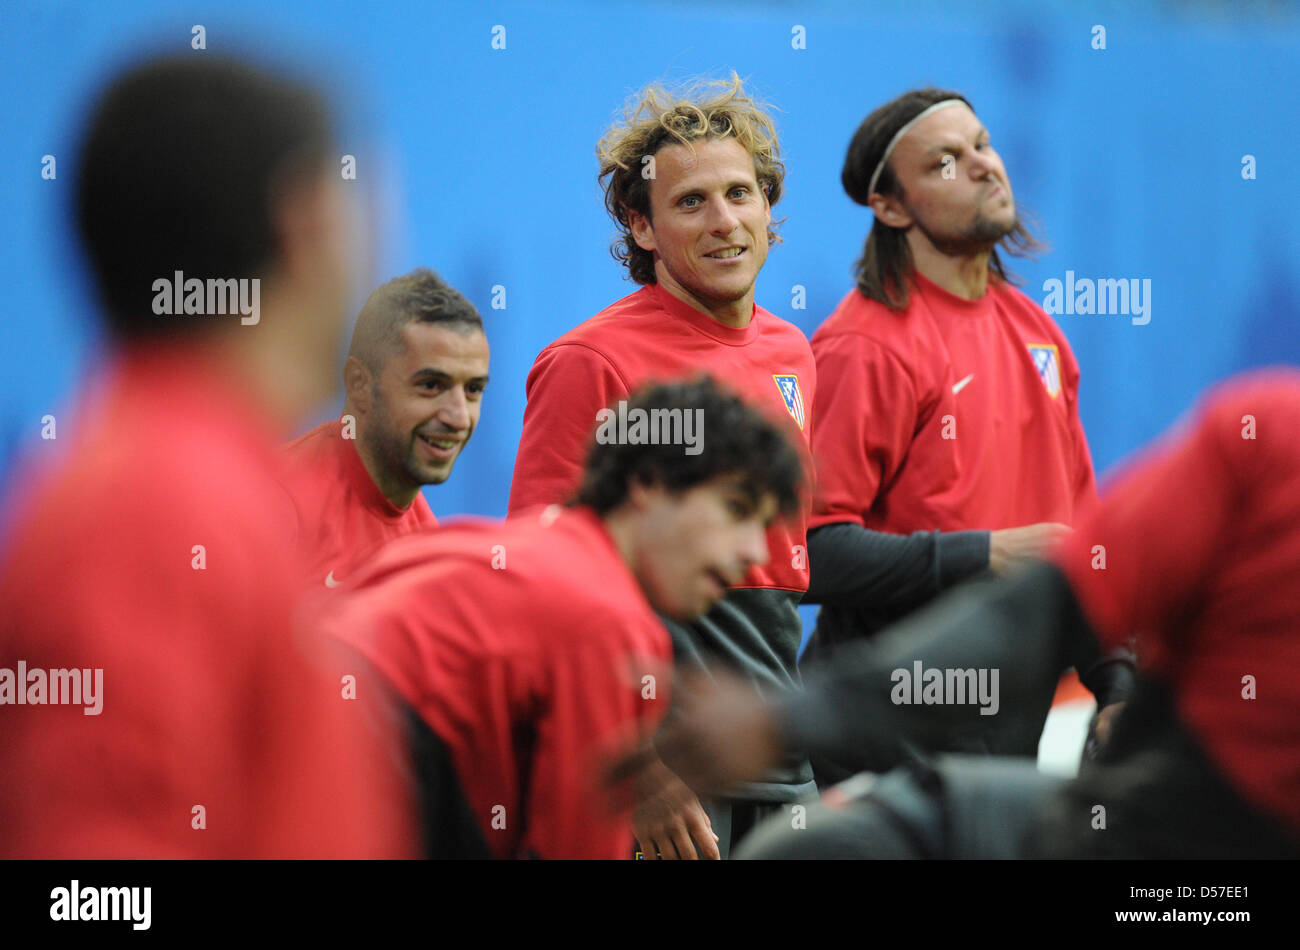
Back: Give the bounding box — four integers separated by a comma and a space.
326, 505, 672, 859
1055, 369, 1300, 834
508, 282, 814, 595
0, 346, 414, 858
506, 283, 821, 798
810, 274, 1096, 533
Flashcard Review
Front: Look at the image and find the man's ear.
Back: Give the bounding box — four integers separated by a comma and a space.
343, 356, 373, 413
628, 208, 656, 254
868, 191, 913, 230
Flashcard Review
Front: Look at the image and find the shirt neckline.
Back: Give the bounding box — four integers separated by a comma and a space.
912, 271, 999, 315
647, 283, 762, 345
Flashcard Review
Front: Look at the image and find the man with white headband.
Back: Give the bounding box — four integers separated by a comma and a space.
801, 88, 1130, 786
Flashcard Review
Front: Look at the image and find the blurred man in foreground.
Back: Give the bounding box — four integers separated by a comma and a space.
0, 55, 412, 857
642, 370, 1300, 858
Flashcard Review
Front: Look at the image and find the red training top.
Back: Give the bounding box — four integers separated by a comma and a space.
280, 418, 438, 590
0, 345, 414, 858
1054, 369, 1300, 835
508, 282, 816, 594
326, 504, 671, 859
810, 274, 1096, 533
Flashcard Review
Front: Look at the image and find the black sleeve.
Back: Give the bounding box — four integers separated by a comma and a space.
404, 703, 496, 860
1078, 646, 1138, 709
802, 521, 991, 608
780, 559, 1110, 773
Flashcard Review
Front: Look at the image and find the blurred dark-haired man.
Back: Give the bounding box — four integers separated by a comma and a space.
802, 88, 1129, 784
325, 376, 805, 859
281, 267, 489, 589
647, 370, 1300, 861
0, 55, 412, 857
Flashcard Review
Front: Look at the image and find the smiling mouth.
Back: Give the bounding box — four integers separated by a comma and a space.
418, 432, 460, 453
704, 247, 746, 260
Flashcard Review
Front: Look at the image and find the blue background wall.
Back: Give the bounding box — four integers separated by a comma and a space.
3, 1, 1297, 601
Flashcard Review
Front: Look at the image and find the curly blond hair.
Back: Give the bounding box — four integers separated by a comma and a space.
597, 72, 785, 285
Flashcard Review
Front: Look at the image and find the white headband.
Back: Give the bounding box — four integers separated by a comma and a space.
865, 99, 965, 198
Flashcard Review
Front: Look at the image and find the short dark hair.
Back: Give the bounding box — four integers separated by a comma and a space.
841, 87, 1042, 311
348, 267, 483, 374
573, 376, 804, 519
74, 55, 335, 339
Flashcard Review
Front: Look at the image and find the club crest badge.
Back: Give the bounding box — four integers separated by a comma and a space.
772, 374, 806, 429
1027, 344, 1061, 399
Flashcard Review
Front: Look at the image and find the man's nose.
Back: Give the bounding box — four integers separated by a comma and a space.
705, 194, 741, 234
969, 149, 998, 180
437, 388, 472, 430
742, 522, 771, 568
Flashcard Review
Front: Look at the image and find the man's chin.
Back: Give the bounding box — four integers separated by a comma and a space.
934, 228, 1011, 257
658, 594, 716, 624
409, 462, 451, 487
976, 208, 1018, 240
690, 278, 757, 309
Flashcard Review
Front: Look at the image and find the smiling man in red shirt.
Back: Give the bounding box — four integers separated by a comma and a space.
281, 267, 489, 589
507, 74, 816, 858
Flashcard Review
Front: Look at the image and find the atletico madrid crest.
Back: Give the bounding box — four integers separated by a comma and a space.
1027, 344, 1061, 399
772, 374, 806, 429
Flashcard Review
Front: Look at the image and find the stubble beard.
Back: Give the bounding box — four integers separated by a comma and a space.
664, 255, 759, 314
913, 201, 1018, 257
364, 404, 431, 495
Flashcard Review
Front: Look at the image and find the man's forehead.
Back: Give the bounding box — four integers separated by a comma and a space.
711, 473, 780, 514
652, 138, 759, 188
896, 103, 983, 155
392, 321, 489, 367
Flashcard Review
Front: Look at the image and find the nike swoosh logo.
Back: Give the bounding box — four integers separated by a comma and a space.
324, 571, 340, 588
952, 374, 975, 394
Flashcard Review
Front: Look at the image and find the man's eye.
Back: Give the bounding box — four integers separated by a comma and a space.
727, 498, 752, 519
730, 187, 749, 199
681, 195, 702, 208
